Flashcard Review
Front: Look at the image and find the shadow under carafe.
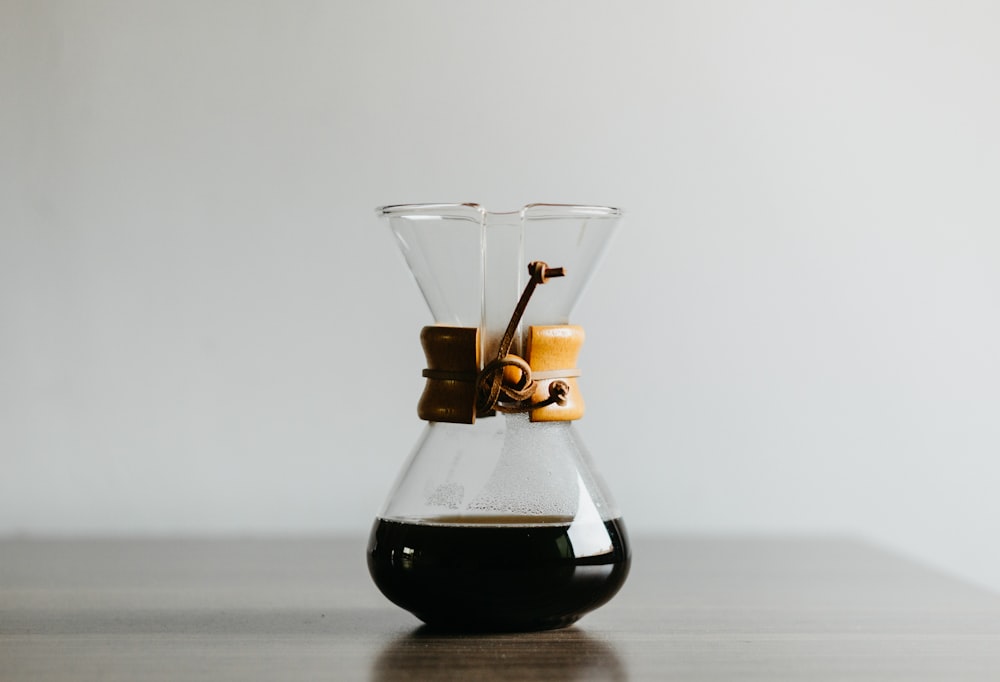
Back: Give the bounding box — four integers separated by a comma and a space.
371, 626, 628, 682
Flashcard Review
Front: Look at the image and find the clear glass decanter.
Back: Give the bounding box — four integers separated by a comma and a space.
367, 203, 629, 631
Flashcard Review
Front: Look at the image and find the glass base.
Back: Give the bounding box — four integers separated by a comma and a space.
367, 515, 631, 632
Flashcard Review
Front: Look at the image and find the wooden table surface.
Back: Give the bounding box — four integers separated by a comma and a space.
2, 535, 1000, 680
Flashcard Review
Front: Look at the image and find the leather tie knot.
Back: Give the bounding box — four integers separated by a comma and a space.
475, 261, 565, 417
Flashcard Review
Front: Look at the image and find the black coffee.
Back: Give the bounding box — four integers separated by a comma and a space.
367, 515, 630, 631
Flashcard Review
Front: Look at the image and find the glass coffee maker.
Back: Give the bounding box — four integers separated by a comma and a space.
367, 203, 629, 631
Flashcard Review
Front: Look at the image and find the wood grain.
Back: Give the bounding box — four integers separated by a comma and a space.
2, 536, 999, 680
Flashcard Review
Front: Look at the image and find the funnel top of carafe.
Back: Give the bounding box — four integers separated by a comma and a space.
379, 201, 622, 361
377, 203, 623, 219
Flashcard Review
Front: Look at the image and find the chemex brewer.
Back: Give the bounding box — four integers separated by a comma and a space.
367, 203, 630, 631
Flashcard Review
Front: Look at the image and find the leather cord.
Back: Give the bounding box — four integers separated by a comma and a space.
476, 261, 570, 417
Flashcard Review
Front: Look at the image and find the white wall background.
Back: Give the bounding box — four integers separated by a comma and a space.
3, 1, 1000, 592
